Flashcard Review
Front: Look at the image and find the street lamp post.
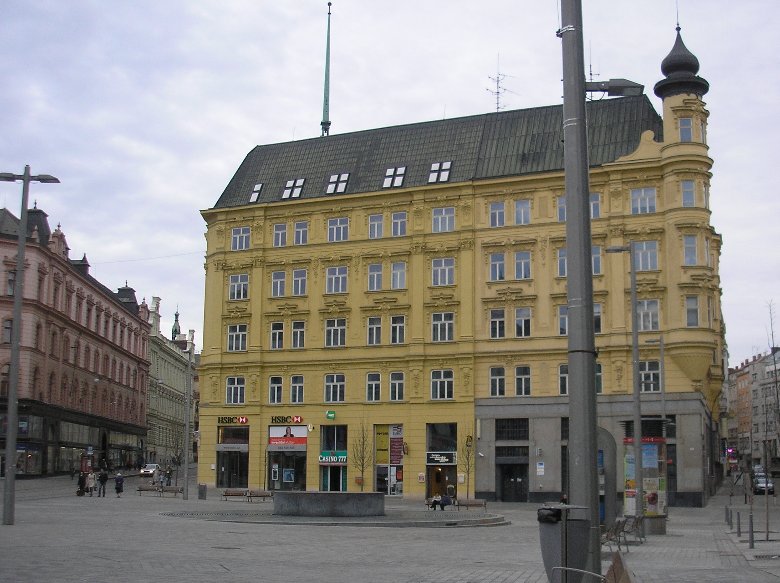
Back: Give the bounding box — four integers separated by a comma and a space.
182, 329, 194, 500
646, 337, 666, 426
0, 165, 59, 525
606, 243, 643, 526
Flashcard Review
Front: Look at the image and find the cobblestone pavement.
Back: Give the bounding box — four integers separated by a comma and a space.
1, 471, 779, 582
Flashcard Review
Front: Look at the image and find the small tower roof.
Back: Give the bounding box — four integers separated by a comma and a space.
654, 26, 709, 99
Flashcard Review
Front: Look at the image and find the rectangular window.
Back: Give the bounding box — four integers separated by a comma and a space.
490, 253, 505, 281
593, 303, 602, 334
559, 364, 569, 395
592, 245, 602, 275
490, 309, 505, 339
391, 261, 406, 289
635, 241, 658, 271
590, 193, 601, 219
231, 227, 250, 251
270, 322, 284, 350
682, 180, 695, 207
226, 376, 245, 404
384, 167, 406, 188
390, 372, 404, 401
705, 238, 711, 267
515, 307, 531, 338
432, 312, 454, 342
366, 372, 381, 402
227, 324, 247, 352
514, 251, 532, 279
282, 178, 305, 199
490, 201, 505, 227
325, 373, 346, 402
368, 214, 384, 239
367, 263, 383, 291
271, 271, 286, 297
273, 223, 287, 247
292, 269, 307, 296
490, 366, 505, 396
432, 257, 455, 286
391, 315, 406, 344
325, 318, 346, 347
326, 266, 348, 293
495, 418, 529, 440
640, 361, 660, 392
638, 299, 660, 331
388, 211, 407, 238
432, 207, 455, 232
294, 221, 309, 245
595, 363, 603, 394
291, 375, 304, 403
326, 173, 349, 194
428, 161, 451, 183
515, 199, 531, 225
557, 248, 567, 277
686, 296, 700, 327
229, 274, 249, 300
292, 320, 305, 349
431, 369, 454, 399
367, 316, 382, 345
328, 217, 349, 242
515, 366, 531, 396
269, 376, 283, 404
557, 195, 566, 222
558, 305, 568, 336
683, 234, 698, 266
679, 117, 693, 142
249, 183, 262, 203
631, 188, 657, 214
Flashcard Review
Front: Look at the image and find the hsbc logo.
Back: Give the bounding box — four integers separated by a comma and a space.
218, 416, 249, 424
270, 415, 303, 424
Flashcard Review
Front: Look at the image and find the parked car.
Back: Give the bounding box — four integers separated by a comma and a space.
139, 463, 161, 477
754, 475, 775, 495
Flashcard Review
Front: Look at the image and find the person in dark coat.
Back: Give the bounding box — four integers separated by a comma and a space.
97, 469, 109, 497
114, 472, 125, 498
77, 472, 86, 496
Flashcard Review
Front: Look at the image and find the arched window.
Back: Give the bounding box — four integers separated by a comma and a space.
50, 331, 58, 357
2, 319, 12, 344
34, 322, 42, 351
0, 364, 9, 398
32, 367, 41, 401
84, 345, 91, 371
48, 373, 56, 402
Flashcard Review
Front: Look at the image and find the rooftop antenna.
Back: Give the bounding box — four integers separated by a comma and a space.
486, 54, 518, 112
586, 42, 600, 101
320, 2, 332, 137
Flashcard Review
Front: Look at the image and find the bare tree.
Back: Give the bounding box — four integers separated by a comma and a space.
351, 420, 373, 492
458, 425, 475, 501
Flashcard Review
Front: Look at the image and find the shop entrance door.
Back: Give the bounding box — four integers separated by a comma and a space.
320, 466, 346, 491
216, 451, 248, 488
499, 464, 528, 502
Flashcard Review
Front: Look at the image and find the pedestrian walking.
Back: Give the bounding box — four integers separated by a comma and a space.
152, 467, 159, 486
97, 469, 108, 497
165, 467, 172, 487
86, 470, 96, 497
114, 472, 124, 498
76, 472, 86, 496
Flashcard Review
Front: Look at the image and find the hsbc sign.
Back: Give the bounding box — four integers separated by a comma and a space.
218, 416, 249, 424
270, 415, 303, 424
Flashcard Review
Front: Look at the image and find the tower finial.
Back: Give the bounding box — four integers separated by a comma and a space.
320, 2, 332, 137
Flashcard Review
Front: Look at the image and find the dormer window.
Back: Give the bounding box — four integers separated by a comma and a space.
249, 183, 263, 203
383, 167, 406, 188
283, 178, 305, 199
326, 173, 349, 194
428, 161, 451, 183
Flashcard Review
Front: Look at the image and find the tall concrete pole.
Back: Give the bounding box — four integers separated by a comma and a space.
558, 0, 600, 575
629, 244, 644, 528
182, 330, 194, 500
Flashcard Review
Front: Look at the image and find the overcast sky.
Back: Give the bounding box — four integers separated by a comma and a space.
1, 1, 777, 364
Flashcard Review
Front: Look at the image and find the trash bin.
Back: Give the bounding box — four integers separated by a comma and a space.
538, 504, 590, 583
198, 483, 207, 500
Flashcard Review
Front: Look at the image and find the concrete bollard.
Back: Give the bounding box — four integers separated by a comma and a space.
728, 507, 733, 529
749, 513, 755, 549
737, 512, 741, 537
725, 504, 729, 524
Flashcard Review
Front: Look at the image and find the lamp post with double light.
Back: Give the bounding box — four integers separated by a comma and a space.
1, 165, 59, 525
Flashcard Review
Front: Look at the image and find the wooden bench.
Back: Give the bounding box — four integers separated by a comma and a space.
222, 488, 248, 501
137, 484, 160, 496
246, 489, 273, 502
161, 485, 184, 497
425, 497, 454, 510
455, 498, 487, 511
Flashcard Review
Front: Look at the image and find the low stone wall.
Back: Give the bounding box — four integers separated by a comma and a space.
273, 491, 385, 517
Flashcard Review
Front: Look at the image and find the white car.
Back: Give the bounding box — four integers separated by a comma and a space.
139, 463, 161, 477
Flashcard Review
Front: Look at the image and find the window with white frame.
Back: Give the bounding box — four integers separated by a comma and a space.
294, 221, 309, 245
368, 214, 384, 239
431, 369, 454, 399
367, 263, 383, 291
326, 173, 349, 194
367, 317, 382, 345
432, 257, 455, 286
490, 201, 505, 227
269, 376, 283, 404
686, 296, 699, 327
557, 195, 566, 222
557, 248, 567, 277
391, 315, 406, 344
515, 251, 532, 279
227, 324, 247, 352
231, 227, 250, 251
631, 188, 656, 214
325, 318, 346, 347
705, 238, 711, 267
282, 178, 305, 199
326, 266, 348, 293
595, 363, 603, 394
515, 307, 531, 338
366, 372, 381, 402
707, 296, 713, 327
558, 305, 568, 336
490, 253, 505, 281
229, 274, 249, 301
292, 269, 307, 296
391, 211, 408, 237
292, 320, 305, 349
683, 234, 698, 266
593, 303, 602, 334
291, 375, 304, 403
490, 366, 505, 396
383, 167, 406, 188
432, 207, 455, 232
428, 161, 451, 183
682, 180, 695, 207
635, 241, 658, 271
490, 308, 505, 339
704, 183, 710, 209
271, 271, 286, 297
559, 364, 568, 395
226, 376, 245, 404
325, 373, 345, 402
639, 361, 660, 392
679, 117, 693, 142
515, 199, 531, 225
273, 223, 287, 247
638, 299, 660, 331
270, 322, 284, 350
515, 366, 531, 396
592, 245, 602, 275
249, 183, 263, 203
391, 261, 406, 289
328, 217, 349, 242
390, 371, 404, 401
432, 312, 454, 342
590, 193, 601, 219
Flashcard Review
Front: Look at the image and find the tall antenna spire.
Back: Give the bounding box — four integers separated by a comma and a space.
320, 2, 332, 137
486, 54, 506, 113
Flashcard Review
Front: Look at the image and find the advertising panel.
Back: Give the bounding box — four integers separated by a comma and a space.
268, 425, 308, 451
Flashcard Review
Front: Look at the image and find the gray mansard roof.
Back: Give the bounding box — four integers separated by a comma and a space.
213, 95, 662, 210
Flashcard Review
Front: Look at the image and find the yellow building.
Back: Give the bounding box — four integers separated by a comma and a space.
199, 28, 723, 505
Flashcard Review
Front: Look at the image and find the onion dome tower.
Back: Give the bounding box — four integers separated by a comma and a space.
654, 26, 709, 99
